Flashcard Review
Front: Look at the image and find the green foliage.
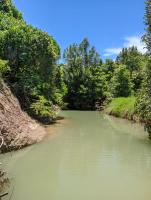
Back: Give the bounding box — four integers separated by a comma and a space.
0, 0, 22, 19
0, 2, 61, 122
110, 64, 132, 98
116, 47, 144, 72
65, 66, 104, 109
63, 38, 101, 68
136, 91, 151, 123
105, 96, 136, 120
54, 65, 68, 106
63, 38, 105, 110
136, 60, 151, 133
0, 0, 150, 130
30, 96, 59, 122
0, 13, 60, 73
63, 41, 147, 111
144, 0, 151, 54
0, 59, 9, 76
135, 0, 151, 136
101, 59, 115, 82
116, 46, 147, 92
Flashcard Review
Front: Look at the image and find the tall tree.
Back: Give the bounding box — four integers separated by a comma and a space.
63, 38, 101, 68
116, 47, 147, 92
136, 0, 151, 136
63, 38, 105, 109
144, 0, 151, 54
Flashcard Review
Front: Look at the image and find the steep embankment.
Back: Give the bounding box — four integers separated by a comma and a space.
0, 81, 46, 153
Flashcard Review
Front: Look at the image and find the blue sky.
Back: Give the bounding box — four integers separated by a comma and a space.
13, 0, 146, 59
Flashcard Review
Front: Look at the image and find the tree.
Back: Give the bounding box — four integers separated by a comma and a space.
116, 47, 143, 72
116, 46, 147, 92
110, 64, 132, 98
143, 0, 151, 54
136, 61, 151, 136
63, 38, 101, 68
101, 59, 116, 82
0, 0, 22, 19
136, 0, 151, 136
63, 38, 104, 109
54, 64, 68, 106
0, 1, 61, 122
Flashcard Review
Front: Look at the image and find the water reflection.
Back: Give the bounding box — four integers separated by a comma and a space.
1, 111, 151, 200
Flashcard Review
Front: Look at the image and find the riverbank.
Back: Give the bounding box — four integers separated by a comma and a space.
104, 97, 151, 138
104, 96, 138, 121
0, 81, 50, 194
0, 81, 47, 153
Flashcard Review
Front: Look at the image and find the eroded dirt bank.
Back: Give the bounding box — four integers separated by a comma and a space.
0, 81, 46, 153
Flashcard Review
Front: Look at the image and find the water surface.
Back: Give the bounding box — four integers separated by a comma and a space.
1, 111, 151, 200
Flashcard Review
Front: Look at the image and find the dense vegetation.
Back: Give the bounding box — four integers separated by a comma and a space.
63, 38, 106, 109
135, 0, 151, 135
0, 0, 62, 123
63, 43, 147, 109
0, 0, 151, 136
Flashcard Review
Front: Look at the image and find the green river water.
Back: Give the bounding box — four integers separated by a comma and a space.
1, 111, 151, 200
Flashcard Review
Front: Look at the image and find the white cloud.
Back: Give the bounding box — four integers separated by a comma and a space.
103, 36, 146, 57
124, 36, 146, 54
103, 48, 122, 57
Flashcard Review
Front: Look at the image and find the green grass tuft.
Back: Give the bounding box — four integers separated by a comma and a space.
105, 96, 136, 120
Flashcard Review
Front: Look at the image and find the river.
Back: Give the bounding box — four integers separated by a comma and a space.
1, 111, 151, 200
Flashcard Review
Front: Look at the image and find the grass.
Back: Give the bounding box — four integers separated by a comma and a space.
105, 96, 136, 120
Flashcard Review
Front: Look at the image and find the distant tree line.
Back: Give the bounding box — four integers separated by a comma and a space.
62, 40, 147, 109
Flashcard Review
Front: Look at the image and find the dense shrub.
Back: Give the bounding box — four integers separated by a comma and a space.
136, 60, 151, 135
0, 59, 9, 77
30, 96, 59, 123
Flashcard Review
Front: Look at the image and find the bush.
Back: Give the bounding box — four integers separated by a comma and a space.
30, 96, 59, 123
0, 60, 9, 76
